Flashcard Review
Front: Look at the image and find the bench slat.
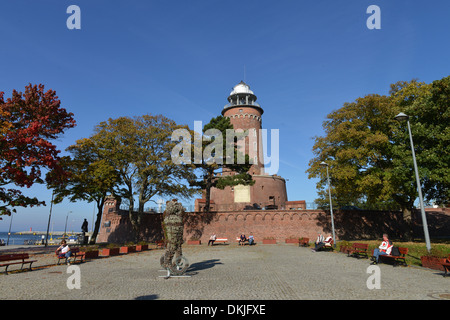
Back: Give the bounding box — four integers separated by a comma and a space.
378, 247, 408, 266
348, 243, 369, 258
56, 247, 85, 265
0, 253, 30, 262
0, 261, 26, 267
299, 238, 309, 247
0, 254, 37, 274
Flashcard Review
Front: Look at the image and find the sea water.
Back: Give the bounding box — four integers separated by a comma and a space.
0, 232, 43, 246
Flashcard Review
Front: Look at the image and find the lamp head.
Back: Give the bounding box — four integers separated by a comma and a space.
320, 161, 328, 166
394, 112, 409, 122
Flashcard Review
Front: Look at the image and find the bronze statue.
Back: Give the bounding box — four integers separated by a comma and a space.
160, 199, 189, 277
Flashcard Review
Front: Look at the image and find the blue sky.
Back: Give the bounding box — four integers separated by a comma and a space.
1, 0, 449, 232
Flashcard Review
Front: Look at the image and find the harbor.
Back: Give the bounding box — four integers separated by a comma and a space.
0, 231, 93, 246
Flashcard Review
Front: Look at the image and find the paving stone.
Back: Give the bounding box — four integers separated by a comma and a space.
0, 244, 449, 300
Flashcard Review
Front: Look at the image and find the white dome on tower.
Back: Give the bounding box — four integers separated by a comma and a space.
223, 80, 262, 114
230, 81, 254, 96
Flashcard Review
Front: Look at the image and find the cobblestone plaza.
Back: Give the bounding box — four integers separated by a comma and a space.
1, 244, 448, 301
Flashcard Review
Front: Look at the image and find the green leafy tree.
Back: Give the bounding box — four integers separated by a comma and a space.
191, 116, 254, 212
132, 115, 198, 233
307, 77, 449, 240
90, 115, 198, 241
91, 116, 138, 224
401, 77, 449, 207
47, 138, 119, 244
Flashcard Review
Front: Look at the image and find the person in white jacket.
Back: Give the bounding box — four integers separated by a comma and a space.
55, 240, 72, 265
208, 234, 216, 246
371, 234, 393, 264
312, 233, 325, 252
324, 234, 333, 247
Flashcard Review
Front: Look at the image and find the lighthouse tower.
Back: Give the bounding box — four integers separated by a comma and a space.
222, 81, 264, 176
196, 81, 288, 211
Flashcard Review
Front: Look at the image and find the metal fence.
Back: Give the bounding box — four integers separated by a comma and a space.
119, 202, 318, 213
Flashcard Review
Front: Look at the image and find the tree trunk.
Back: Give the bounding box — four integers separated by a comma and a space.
401, 207, 413, 241
134, 199, 146, 242
204, 171, 213, 212
128, 192, 142, 243
89, 199, 105, 245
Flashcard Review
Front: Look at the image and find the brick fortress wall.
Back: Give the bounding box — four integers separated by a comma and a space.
96, 198, 449, 244
96, 198, 164, 243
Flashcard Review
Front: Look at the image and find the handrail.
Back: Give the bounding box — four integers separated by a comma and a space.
223, 101, 261, 109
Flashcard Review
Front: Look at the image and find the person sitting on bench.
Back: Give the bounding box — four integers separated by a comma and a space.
248, 233, 254, 245
323, 234, 333, 248
55, 240, 71, 264
208, 234, 216, 246
239, 234, 247, 246
371, 234, 393, 264
312, 233, 324, 252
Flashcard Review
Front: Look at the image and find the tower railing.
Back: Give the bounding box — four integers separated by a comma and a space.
118, 202, 319, 213
223, 101, 261, 109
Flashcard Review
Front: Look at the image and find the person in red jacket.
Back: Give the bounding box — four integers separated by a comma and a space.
371, 234, 393, 264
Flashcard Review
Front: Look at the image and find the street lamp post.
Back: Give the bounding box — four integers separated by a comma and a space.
320, 161, 337, 248
6, 212, 13, 246
394, 112, 431, 253
64, 211, 72, 239
45, 191, 54, 247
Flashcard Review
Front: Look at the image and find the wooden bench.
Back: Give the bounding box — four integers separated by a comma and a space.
320, 240, 334, 251
0, 253, 37, 274
442, 255, 450, 277
339, 245, 350, 254
56, 247, 85, 265
156, 240, 165, 249
214, 238, 228, 244
236, 237, 249, 245
236, 237, 256, 245
378, 247, 408, 266
347, 243, 369, 259
299, 238, 309, 247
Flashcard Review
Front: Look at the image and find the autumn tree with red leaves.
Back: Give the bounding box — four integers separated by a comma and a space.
0, 84, 76, 215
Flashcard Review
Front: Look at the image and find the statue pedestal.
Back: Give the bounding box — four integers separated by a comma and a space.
158, 269, 191, 279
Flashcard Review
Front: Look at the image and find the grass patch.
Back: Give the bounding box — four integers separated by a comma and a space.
337, 239, 450, 267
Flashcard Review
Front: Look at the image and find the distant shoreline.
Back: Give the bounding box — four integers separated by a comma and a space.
13, 231, 92, 236
14, 231, 70, 235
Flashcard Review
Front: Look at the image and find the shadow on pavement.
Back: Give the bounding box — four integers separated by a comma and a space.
187, 259, 222, 272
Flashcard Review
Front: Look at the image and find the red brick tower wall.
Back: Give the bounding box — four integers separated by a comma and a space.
199, 81, 289, 210
223, 106, 263, 176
